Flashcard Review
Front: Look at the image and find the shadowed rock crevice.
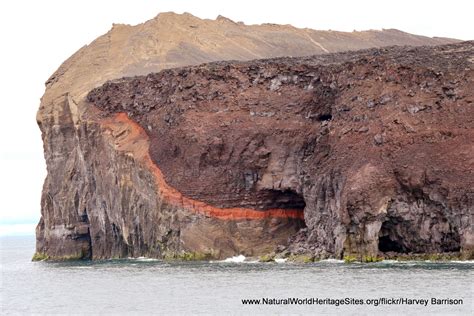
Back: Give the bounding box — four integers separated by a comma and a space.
378, 214, 462, 254
378, 235, 407, 253
261, 189, 307, 210
378, 217, 411, 253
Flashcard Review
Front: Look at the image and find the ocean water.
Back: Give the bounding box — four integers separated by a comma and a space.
1, 236, 472, 315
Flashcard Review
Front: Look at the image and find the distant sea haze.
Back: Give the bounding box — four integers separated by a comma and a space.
0, 223, 36, 236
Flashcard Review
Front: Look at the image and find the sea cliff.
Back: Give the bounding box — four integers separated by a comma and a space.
35, 13, 472, 261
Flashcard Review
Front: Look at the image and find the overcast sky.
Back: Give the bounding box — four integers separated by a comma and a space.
0, 0, 472, 236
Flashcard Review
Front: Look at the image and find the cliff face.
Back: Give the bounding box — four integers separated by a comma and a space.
35, 12, 471, 260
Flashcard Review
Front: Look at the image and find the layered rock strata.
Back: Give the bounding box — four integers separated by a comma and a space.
35, 13, 471, 260
87, 42, 474, 259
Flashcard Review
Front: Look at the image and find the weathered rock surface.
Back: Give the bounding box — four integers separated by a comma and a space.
35, 12, 471, 260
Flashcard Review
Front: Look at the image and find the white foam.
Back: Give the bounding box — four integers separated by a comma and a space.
128, 256, 158, 261
320, 259, 344, 263
223, 255, 246, 263
275, 258, 287, 263
72, 266, 92, 269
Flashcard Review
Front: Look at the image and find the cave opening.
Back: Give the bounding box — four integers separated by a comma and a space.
259, 188, 307, 227
378, 235, 407, 253
262, 189, 306, 210
378, 214, 462, 254
378, 218, 410, 254
317, 113, 332, 121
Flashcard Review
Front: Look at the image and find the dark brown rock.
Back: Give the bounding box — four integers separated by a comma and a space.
34, 13, 471, 261
87, 41, 474, 259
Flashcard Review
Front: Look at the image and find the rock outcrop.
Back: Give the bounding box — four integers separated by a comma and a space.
35, 12, 472, 260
